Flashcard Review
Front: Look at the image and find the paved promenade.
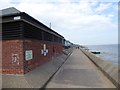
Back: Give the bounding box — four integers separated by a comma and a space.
46, 49, 116, 88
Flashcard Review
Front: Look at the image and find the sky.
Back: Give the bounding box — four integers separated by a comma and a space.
0, 0, 119, 45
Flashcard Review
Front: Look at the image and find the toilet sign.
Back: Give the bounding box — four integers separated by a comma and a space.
41, 44, 48, 56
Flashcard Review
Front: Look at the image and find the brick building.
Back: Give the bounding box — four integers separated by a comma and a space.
0, 7, 65, 74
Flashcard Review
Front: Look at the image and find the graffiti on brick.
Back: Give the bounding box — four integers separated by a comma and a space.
41, 44, 48, 56
12, 53, 20, 65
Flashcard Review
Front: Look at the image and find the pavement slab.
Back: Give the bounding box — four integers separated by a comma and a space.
46, 49, 116, 88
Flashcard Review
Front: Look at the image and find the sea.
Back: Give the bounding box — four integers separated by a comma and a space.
85, 44, 119, 65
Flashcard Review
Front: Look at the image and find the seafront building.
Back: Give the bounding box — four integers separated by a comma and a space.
1, 7, 66, 74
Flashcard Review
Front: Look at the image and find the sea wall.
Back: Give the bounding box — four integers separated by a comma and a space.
81, 48, 119, 88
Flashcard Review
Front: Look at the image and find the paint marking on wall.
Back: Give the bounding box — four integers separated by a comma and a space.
12, 53, 20, 65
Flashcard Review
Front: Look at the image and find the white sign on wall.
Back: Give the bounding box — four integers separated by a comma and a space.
41, 44, 48, 56
14, 16, 21, 20
25, 50, 33, 60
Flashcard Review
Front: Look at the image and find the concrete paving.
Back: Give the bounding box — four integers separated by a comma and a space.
2, 49, 73, 89
46, 49, 116, 88
2, 55, 66, 88
81, 49, 119, 87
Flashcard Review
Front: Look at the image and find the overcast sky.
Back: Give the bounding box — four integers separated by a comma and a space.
0, 0, 119, 45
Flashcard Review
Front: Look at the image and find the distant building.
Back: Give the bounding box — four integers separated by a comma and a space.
64, 40, 74, 49
0, 7, 65, 74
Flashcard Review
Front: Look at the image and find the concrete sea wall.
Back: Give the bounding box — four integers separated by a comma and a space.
81, 49, 120, 88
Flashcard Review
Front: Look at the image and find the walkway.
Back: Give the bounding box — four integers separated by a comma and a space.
46, 49, 116, 88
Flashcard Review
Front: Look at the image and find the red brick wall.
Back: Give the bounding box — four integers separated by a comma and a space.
1, 40, 24, 74
1, 39, 63, 74
23, 40, 63, 74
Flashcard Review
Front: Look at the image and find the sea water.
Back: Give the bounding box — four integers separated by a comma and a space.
86, 44, 119, 64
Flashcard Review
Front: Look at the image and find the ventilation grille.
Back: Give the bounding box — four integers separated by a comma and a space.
2, 21, 22, 40
1, 20, 63, 44
23, 22, 42, 40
